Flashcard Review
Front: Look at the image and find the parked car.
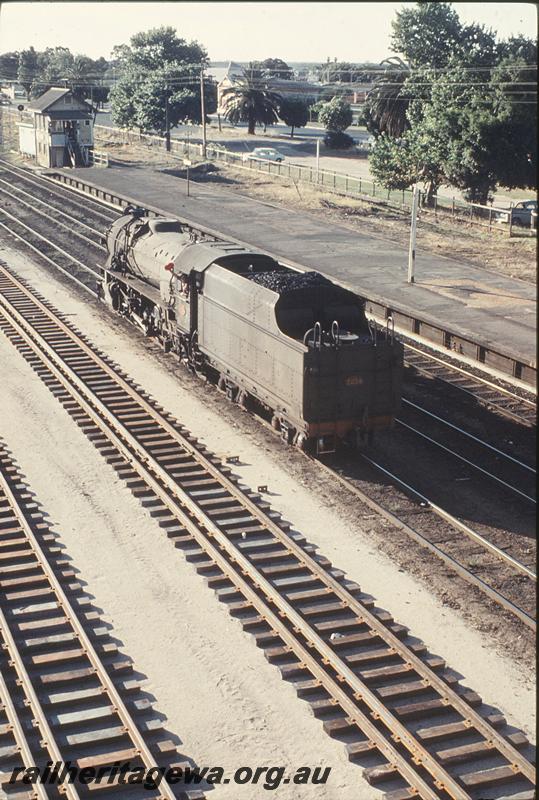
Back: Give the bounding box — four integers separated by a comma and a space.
242, 147, 285, 163
494, 199, 537, 227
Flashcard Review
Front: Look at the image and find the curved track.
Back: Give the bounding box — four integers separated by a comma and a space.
0, 264, 535, 800
0, 440, 200, 800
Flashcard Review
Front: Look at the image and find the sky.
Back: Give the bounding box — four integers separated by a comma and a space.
0, 2, 536, 63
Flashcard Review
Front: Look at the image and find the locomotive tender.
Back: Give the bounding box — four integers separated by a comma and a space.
103, 207, 403, 453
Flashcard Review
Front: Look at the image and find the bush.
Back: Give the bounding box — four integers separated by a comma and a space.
318, 97, 353, 132
324, 130, 355, 149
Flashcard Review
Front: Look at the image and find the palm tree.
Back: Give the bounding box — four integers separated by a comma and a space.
364, 57, 411, 138
220, 78, 281, 135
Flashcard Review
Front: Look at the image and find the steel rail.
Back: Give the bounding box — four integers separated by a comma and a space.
0, 183, 105, 253
395, 417, 536, 504
0, 458, 180, 800
0, 667, 50, 800
0, 177, 107, 246
315, 459, 536, 631
0, 265, 534, 796
403, 342, 537, 407
0, 607, 82, 800
0, 210, 99, 287
359, 453, 536, 582
0, 158, 118, 222
401, 398, 536, 474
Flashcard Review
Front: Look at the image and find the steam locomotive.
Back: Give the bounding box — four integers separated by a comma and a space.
103, 207, 403, 454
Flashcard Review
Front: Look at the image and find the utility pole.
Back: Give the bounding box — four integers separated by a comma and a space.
316, 138, 320, 182
408, 184, 420, 284
165, 84, 171, 152
200, 69, 207, 158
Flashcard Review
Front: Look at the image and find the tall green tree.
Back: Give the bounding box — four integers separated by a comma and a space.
278, 97, 309, 137
17, 47, 38, 98
318, 96, 353, 132
110, 27, 208, 133
220, 78, 281, 135
390, 2, 496, 68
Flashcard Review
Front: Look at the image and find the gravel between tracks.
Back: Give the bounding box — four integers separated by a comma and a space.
0, 241, 535, 794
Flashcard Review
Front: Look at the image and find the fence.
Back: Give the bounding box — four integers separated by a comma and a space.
89, 149, 109, 167
91, 124, 538, 238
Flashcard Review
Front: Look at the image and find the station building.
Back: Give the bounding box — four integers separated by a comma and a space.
18, 87, 94, 168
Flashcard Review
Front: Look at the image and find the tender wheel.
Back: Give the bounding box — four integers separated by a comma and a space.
271, 414, 281, 430
236, 390, 249, 408
294, 431, 309, 451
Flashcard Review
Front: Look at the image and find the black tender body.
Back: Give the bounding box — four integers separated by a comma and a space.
103, 207, 403, 453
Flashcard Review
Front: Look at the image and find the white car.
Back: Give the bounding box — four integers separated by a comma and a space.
242, 147, 285, 163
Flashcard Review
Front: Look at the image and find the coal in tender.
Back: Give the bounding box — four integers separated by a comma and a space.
246, 270, 334, 294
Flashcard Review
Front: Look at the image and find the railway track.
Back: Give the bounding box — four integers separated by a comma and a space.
323, 449, 535, 628
0, 439, 202, 799
396, 399, 535, 505
400, 339, 536, 428
0, 170, 535, 626
0, 264, 535, 800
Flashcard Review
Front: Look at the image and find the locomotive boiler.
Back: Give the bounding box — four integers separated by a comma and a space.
103, 207, 403, 453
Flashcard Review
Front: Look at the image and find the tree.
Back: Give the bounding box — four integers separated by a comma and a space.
487, 54, 537, 191
279, 97, 308, 137
123, 26, 207, 71
220, 78, 281, 135
18, 47, 38, 98
0, 52, 19, 82
391, 2, 497, 69
497, 35, 537, 63
391, 3, 464, 68
318, 61, 357, 83
258, 58, 293, 79
318, 97, 353, 132
368, 4, 537, 203
369, 120, 445, 205
110, 27, 208, 133
364, 57, 410, 137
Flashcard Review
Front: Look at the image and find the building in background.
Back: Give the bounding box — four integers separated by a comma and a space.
18, 87, 94, 168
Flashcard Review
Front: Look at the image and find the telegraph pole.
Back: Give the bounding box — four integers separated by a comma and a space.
408, 185, 420, 284
165, 84, 171, 152
200, 69, 207, 159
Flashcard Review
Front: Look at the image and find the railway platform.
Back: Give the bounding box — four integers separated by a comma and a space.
62, 165, 536, 374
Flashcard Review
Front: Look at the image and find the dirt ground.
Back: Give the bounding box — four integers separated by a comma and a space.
0, 242, 535, 781
95, 138, 537, 284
